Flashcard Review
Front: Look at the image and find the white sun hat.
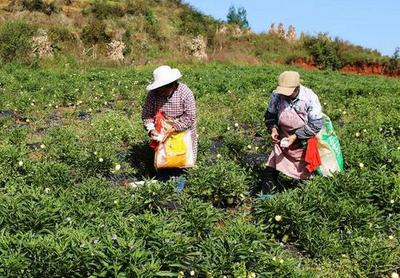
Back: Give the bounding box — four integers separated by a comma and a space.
146, 65, 182, 91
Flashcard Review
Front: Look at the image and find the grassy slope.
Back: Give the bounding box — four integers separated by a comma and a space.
0, 0, 392, 68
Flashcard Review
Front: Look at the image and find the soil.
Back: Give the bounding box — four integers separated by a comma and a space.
293, 58, 400, 78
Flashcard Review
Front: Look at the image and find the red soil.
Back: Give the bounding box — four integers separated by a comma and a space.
293, 58, 400, 78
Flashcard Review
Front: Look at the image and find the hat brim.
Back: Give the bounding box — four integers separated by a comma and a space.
146, 70, 182, 91
275, 86, 296, 96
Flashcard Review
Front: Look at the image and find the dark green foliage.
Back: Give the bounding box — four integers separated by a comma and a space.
226, 5, 249, 29
303, 34, 342, 70
81, 19, 110, 45
0, 21, 36, 64
21, 0, 58, 15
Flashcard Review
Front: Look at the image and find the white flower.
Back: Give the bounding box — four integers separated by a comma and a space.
275, 215, 282, 222
80, 243, 85, 248
112, 234, 118, 240
389, 235, 395, 240
40, 144, 46, 149
390, 199, 395, 204
359, 162, 364, 168
388, 159, 392, 163
272, 256, 277, 261
323, 102, 327, 106
18, 161, 23, 167
93, 239, 100, 244
190, 270, 195, 276
247, 145, 252, 149
342, 111, 346, 115
255, 146, 259, 151
355, 132, 360, 137
216, 154, 222, 159
99, 157, 104, 162
227, 126, 231, 131
114, 200, 118, 204
248, 272, 256, 278
234, 123, 239, 128
363, 129, 367, 133
391, 272, 399, 278
44, 188, 50, 193
379, 127, 383, 132
115, 164, 121, 171
279, 259, 284, 264
94, 151, 97, 155
66, 217, 71, 222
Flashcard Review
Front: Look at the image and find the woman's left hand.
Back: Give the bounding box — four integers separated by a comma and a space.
286, 134, 297, 147
162, 127, 176, 142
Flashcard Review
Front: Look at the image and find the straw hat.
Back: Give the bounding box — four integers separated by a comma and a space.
276, 71, 301, 96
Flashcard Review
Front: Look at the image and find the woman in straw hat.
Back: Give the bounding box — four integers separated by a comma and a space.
142, 65, 197, 191
261, 71, 323, 199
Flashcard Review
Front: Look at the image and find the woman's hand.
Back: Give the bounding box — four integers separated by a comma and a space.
286, 134, 297, 147
162, 127, 177, 142
271, 127, 280, 144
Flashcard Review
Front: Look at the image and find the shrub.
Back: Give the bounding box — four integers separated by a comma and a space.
21, 0, 58, 15
179, 5, 219, 37
81, 19, 110, 45
48, 26, 75, 43
86, 0, 124, 19
303, 33, 342, 70
0, 21, 36, 64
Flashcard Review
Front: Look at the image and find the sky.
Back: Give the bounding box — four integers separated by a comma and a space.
185, 0, 400, 56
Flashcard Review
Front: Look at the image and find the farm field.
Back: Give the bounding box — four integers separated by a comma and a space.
0, 63, 399, 277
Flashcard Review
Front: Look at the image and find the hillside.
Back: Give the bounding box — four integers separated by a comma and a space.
0, 0, 399, 75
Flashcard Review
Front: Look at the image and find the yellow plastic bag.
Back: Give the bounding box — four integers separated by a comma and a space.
155, 131, 194, 169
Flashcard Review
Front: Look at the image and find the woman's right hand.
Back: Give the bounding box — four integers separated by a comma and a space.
271, 127, 280, 144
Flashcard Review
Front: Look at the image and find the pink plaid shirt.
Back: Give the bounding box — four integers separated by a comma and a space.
142, 83, 197, 161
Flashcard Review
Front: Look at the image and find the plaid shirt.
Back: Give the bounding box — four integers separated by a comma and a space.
142, 83, 197, 161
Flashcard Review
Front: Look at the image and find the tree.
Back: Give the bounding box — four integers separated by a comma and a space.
226, 5, 249, 29
385, 47, 400, 73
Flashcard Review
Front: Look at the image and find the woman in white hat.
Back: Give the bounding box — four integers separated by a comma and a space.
142, 65, 197, 191
261, 71, 323, 198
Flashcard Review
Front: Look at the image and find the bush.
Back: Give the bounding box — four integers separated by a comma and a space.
81, 19, 110, 45
0, 21, 36, 64
48, 26, 75, 43
179, 5, 219, 37
21, 0, 58, 15
303, 33, 342, 70
86, 0, 124, 19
